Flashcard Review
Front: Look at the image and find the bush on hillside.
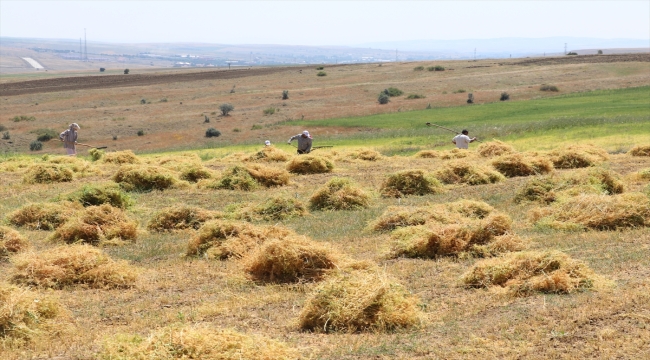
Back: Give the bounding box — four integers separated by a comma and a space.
383, 87, 403, 97
378, 93, 390, 104
29, 141, 43, 151
540, 85, 559, 92
219, 103, 234, 116
205, 128, 222, 138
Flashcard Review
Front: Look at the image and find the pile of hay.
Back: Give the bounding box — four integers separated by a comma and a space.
99, 326, 298, 360
462, 251, 598, 296
113, 165, 178, 192
298, 269, 423, 332
0, 283, 65, 344
440, 148, 475, 160
186, 220, 294, 259
309, 177, 371, 210
244, 237, 339, 283
22, 164, 74, 184
102, 150, 141, 164
515, 168, 625, 203
434, 160, 505, 185
491, 153, 553, 177
179, 165, 214, 183
476, 140, 515, 157
380, 169, 443, 198
286, 155, 334, 174
10, 244, 138, 289
204, 166, 259, 191
66, 184, 133, 209
340, 148, 382, 161
6, 202, 82, 230
153, 153, 202, 168
547, 145, 608, 169
47, 156, 98, 175
628, 145, 650, 157
230, 195, 307, 221
369, 200, 495, 232
414, 150, 440, 159
529, 193, 650, 230
388, 213, 515, 258
246, 146, 293, 162
637, 168, 650, 181
88, 148, 103, 161
147, 206, 218, 231
245, 164, 290, 187
0, 226, 29, 259
50, 204, 138, 245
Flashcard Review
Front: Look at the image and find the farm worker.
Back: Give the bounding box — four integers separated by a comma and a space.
59, 123, 80, 156
265, 140, 271, 147
288, 130, 313, 154
452, 129, 477, 149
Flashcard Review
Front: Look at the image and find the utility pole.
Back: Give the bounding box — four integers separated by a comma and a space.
564, 43, 567, 55
84, 28, 87, 61
474, 48, 476, 60
79, 38, 82, 60
395, 49, 398, 62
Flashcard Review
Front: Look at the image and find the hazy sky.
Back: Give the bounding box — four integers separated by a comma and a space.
1, 1, 649, 45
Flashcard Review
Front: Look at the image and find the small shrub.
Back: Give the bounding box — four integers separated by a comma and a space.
23, 164, 73, 183
1, 226, 30, 259
282, 90, 289, 100
413, 66, 424, 71
10, 244, 138, 289
467, 93, 474, 104
219, 103, 234, 116
476, 140, 515, 157
540, 85, 559, 92
298, 270, 423, 332
316, 66, 324, 70
0, 124, 6, 132
309, 177, 371, 211
453, 89, 466, 94
380, 169, 443, 198
148, 206, 217, 231
566, 52, 578, 55
406, 94, 426, 99
628, 145, 650, 157
317, 71, 327, 77
383, 87, 403, 97
113, 165, 178, 192
462, 251, 597, 296
286, 155, 334, 174
233, 128, 241, 132
100, 67, 105, 72
597, 50, 603, 55
7, 202, 81, 230
160, 97, 168, 102
251, 124, 262, 130
377, 93, 390, 104
491, 153, 553, 177
434, 160, 505, 185
123, 69, 129, 74
140, 99, 146, 105
29, 141, 43, 151
245, 237, 339, 283
427, 65, 444, 71
67, 184, 133, 209
12, 115, 36, 122
500, 92, 510, 101
88, 148, 104, 161
2, 131, 10, 140
205, 128, 221, 138
50, 204, 138, 245
263, 107, 276, 115
102, 150, 140, 164
136, 130, 145, 136
35, 129, 57, 142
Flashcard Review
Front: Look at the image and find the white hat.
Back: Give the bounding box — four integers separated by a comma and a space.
70, 123, 80, 130
265, 140, 271, 146
302, 130, 310, 137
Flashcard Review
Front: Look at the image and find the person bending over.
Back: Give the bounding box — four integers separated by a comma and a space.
288, 130, 313, 154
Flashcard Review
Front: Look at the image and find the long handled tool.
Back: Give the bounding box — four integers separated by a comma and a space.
425, 122, 482, 143
287, 143, 333, 153
66, 141, 108, 149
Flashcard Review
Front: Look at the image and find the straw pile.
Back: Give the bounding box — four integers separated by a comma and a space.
440, 148, 475, 160
637, 168, 650, 180
491, 153, 554, 177
99, 326, 299, 360
414, 150, 440, 159
515, 168, 625, 203
340, 148, 382, 161
10, 244, 138, 289
245, 164, 290, 187
286, 155, 334, 174
380, 169, 443, 198
6, 202, 82, 230
148, 206, 218, 231
298, 269, 423, 332
244, 237, 339, 283
47, 156, 97, 174
179, 165, 214, 182
230, 195, 307, 221
309, 177, 371, 210
22, 164, 74, 184
113, 164, 178, 192
66, 183, 133, 209
628, 145, 650, 157
153, 153, 202, 169
50, 204, 138, 245
102, 150, 141, 164
529, 193, 650, 230
0, 283, 65, 344
547, 145, 608, 169
0, 226, 29, 259
462, 251, 598, 296
476, 140, 515, 157
246, 146, 293, 162
186, 220, 295, 259
434, 160, 505, 185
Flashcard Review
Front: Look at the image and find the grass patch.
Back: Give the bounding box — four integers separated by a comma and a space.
406, 94, 426, 99
230, 195, 307, 221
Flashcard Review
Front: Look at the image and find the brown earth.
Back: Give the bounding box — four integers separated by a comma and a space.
505, 53, 650, 66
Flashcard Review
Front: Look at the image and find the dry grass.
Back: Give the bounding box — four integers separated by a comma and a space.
178, 164, 214, 182
0, 283, 66, 346
434, 160, 505, 185
66, 183, 133, 209
186, 220, 295, 259
309, 177, 371, 210
298, 269, 423, 333
491, 153, 554, 177
113, 164, 179, 192
476, 140, 516, 157
628, 145, 650, 157
414, 150, 440, 159
6, 202, 82, 230
22, 164, 74, 184
10, 244, 138, 289
286, 155, 334, 174
515, 168, 625, 203
50, 204, 138, 245
245, 163, 291, 187
339, 148, 382, 161
0, 226, 29, 259
102, 150, 141, 164
462, 251, 599, 296
201, 166, 258, 191
98, 325, 299, 360
380, 169, 443, 198
147, 206, 218, 231
244, 237, 339, 283
230, 195, 308, 221
440, 148, 475, 160
547, 145, 609, 169
246, 146, 293, 162
47, 156, 99, 175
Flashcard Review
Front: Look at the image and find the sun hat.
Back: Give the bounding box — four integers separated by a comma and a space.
265, 140, 271, 146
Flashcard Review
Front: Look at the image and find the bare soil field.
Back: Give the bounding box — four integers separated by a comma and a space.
507, 53, 650, 66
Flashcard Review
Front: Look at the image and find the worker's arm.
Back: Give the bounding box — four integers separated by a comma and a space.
469, 137, 477, 143
288, 134, 299, 143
